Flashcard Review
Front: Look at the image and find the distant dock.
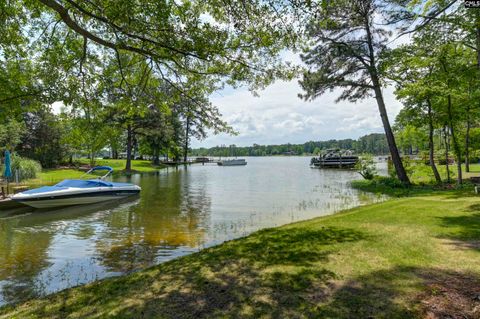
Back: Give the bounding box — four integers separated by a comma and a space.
161, 157, 219, 166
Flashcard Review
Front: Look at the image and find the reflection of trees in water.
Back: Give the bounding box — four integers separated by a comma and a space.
96, 169, 211, 273
0, 201, 131, 304
0, 218, 53, 304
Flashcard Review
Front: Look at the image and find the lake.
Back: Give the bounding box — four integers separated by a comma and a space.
0, 157, 386, 305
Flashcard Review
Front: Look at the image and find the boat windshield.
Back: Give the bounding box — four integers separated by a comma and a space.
55, 179, 113, 188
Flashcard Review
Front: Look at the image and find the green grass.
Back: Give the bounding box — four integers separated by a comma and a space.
2, 191, 480, 318
76, 158, 164, 173
26, 159, 165, 185
409, 163, 480, 184
352, 162, 480, 197
351, 176, 475, 197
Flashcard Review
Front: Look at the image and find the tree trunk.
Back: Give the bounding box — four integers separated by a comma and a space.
373, 84, 410, 184
446, 95, 462, 185
364, 16, 410, 185
427, 100, 441, 183
89, 147, 95, 167
125, 124, 132, 172
183, 117, 190, 163
465, 114, 471, 173
112, 147, 118, 159
153, 146, 160, 166
443, 126, 451, 184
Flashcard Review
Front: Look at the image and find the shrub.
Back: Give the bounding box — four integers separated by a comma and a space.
389, 156, 415, 179
373, 176, 406, 188
10, 155, 42, 181
355, 154, 377, 180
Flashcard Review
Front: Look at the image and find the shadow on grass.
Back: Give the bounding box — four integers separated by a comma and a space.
4, 226, 365, 318
41, 265, 480, 319
4, 222, 480, 318
316, 266, 480, 319
200, 226, 368, 267
437, 205, 480, 250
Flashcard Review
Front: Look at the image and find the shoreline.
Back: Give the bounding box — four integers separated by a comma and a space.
2, 187, 479, 318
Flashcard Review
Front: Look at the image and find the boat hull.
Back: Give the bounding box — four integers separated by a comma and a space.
311, 155, 358, 169
13, 190, 140, 209
217, 159, 247, 166
312, 160, 357, 168
12, 186, 140, 208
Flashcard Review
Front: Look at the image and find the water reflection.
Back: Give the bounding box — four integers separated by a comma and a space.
0, 157, 384, 305
95, 172, 210, 273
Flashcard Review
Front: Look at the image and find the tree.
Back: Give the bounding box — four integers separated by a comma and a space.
385, 39, 443, 183
299, 0, 410, 184
404, 1, 480, 175
176, 92, 234, 162
18, 106, 67, 168
3, 0, 298, 110
137, 105, 174, 166
355, 154, 377, 180
0, 119, 26, 152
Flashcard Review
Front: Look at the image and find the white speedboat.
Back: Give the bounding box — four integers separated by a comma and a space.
12, 166, 141, 209
217, 159, 247, 166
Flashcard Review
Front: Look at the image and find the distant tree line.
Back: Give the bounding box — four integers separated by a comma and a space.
190, 133, 388, 157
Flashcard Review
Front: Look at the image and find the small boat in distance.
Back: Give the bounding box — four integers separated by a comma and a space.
217, 159, 247, 166
12, 166, 141, 209
311, 149, 359, 168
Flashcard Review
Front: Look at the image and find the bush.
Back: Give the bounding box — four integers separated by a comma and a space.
10, 155, 42, 181
351, 176, 412, 197
373, 176, 406, 188
468, 156, 480, 164
389, 156, 415, 179
355, 154, 377, 180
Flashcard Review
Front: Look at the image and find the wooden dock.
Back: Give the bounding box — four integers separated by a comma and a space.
161, 158, 219, 166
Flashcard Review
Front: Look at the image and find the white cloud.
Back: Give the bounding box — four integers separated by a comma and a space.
192, 80, 404, 148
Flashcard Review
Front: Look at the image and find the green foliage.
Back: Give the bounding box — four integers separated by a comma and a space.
352, 176, 419, 197
18, 107, 68, 168
0, 119, 26, 151
355, 154, 377, 180
298, 0, 411, 184
191, 134, 389, 157
10, 154, 42, 181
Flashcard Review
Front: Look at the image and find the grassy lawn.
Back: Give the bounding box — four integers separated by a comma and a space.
76, 158, 164, 173
26, 159, 165, 186
2, 191, 480, 318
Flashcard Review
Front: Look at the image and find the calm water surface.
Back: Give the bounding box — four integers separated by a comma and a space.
0, 157, 385, 305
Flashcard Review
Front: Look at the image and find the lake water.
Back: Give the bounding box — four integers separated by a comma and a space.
0, 157, 385, 305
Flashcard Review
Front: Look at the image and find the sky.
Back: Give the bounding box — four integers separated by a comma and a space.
192, 31, 412, 149
191, 81, 404, 148
52, 76, 405, 149
191, 12, 414, 149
